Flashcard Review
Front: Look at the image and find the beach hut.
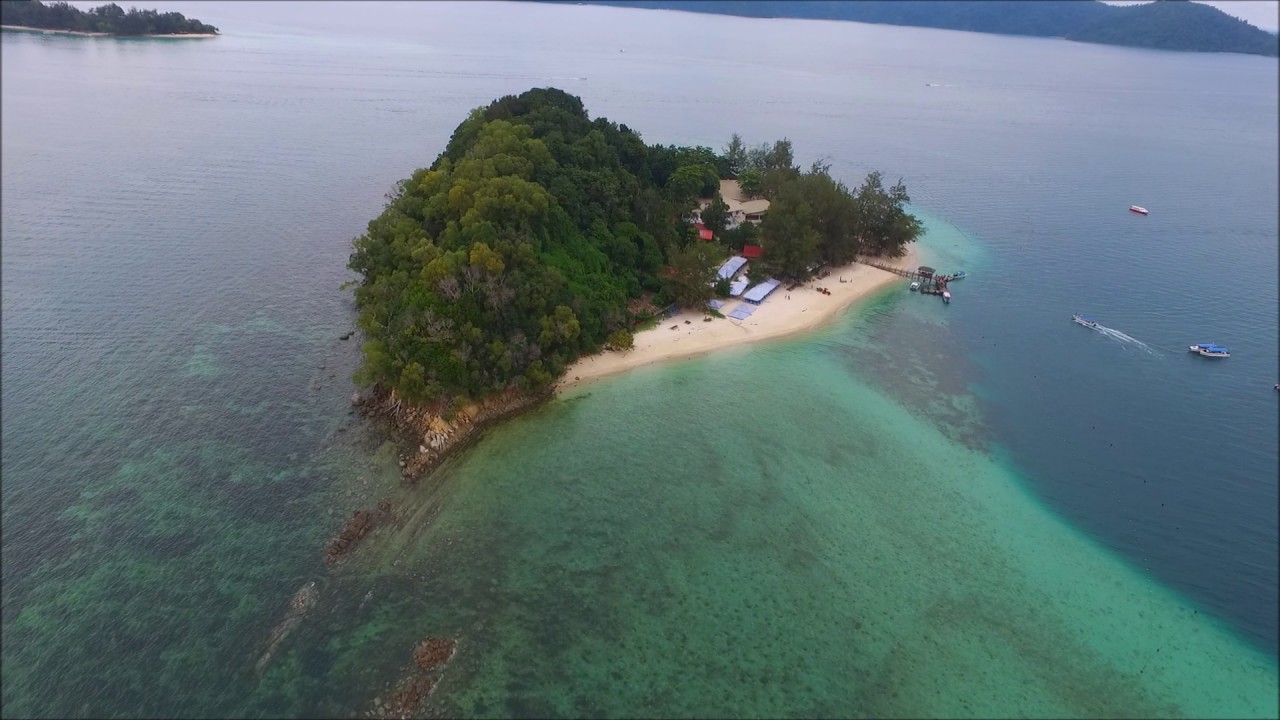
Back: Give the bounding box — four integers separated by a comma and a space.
743, 279, 781, 305
728, 278, 750, 297
742, 244, 764, 259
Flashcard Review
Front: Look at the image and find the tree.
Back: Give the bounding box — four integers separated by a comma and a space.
758, 181, 821, 280
738, 168, 764, 198
668, 164, 718, 202
606, 329, 635, 351
661, 241, 724, 308
763, 138, 796, 173
723, 133, 747, 177
720, 219, 758, 253
852, 171, 923, 258
700, 193, 730, 234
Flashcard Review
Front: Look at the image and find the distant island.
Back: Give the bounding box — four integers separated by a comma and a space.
1, 0, 218, 36
541, 0, 1279, 57
347, 88, 920, 411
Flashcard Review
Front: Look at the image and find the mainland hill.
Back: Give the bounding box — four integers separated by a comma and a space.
545, 0, 1279, 57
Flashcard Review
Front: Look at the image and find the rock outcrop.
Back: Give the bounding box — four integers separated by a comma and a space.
355, 387, 549, 484
324, 510, 373, 564
367, 636, 458, 719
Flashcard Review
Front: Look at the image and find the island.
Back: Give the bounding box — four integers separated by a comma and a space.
1, 0, 219, 37
540, 0, 1280, 58
345, 88, 922, 470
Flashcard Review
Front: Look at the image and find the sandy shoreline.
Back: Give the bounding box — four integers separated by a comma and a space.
1, 25, 218, 38
559, 245, 922, 392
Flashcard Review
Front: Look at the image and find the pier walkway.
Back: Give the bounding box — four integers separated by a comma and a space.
856, 256, 959, 301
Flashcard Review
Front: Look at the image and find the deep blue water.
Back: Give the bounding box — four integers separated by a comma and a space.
2, 2, 1276, 716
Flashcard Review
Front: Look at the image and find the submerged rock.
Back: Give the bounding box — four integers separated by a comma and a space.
413, 637, 457, 672
366, 636, 458, 719
254, 581, 318, 676
325, 509, 374, 564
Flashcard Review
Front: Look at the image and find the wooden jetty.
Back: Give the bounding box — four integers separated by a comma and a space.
857, 257, 932, 280
857, 257, 956, 302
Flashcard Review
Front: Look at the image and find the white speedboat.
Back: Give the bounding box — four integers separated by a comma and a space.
942, 290, 951, 304
1196, 345, 1230, 358
1189, 343, 1216, 353
1129, 205, 1149, 215
1072, 313, 1098, 328
909, 281, 920, 291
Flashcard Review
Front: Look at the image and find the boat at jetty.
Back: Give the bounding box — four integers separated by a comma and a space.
949, 270, 967, 280
942, 290, 951, 304
1130, 205, 1149, 215
1193, 344, 1230, 358
1072, 313, 1098, 328
910, 281, 920, 291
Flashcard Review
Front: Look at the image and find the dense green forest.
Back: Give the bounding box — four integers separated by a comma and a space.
544, 0, 1279, 57
348, 89, 919, 404
1, 0, 218, 35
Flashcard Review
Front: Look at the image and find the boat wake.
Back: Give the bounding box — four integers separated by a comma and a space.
1091, 324, 1158, 355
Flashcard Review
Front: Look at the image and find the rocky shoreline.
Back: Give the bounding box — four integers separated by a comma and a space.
321, 386, 550, 564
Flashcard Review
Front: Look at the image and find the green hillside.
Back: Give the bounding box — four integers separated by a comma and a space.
548, 1, 1278, 57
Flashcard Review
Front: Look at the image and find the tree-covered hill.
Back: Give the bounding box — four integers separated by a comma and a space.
347, 89, 919, 406
1, 0, 219, 35
541, 0, 1278, 57
1069, 0, 1279, 55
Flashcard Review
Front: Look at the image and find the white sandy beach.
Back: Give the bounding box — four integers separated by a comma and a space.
559, 245, 922, 391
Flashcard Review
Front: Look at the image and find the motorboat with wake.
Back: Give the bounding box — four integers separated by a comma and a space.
1072, 313, 1098, 328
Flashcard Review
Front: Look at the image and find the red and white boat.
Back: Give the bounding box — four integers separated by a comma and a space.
1129, 205, 1149, 215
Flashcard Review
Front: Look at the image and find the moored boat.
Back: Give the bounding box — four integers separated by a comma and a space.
1129, 205, 1149, 215
949, 270, 967, 280
942, 290, 951, 304
909, 281, 920, 291
1072, 313, 1098, 328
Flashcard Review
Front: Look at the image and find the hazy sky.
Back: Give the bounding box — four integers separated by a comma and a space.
1105, 0, 1279, 30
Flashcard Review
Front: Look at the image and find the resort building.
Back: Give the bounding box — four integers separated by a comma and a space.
694, 179, 771, 230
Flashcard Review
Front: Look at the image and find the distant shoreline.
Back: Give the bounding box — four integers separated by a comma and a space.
559, 245, 923, 392
1, 24, 218, 38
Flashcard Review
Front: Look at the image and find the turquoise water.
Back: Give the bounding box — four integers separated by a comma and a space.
3, 2, 1276, 717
